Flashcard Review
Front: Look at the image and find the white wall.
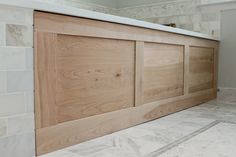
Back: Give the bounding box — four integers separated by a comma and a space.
77, 0, 118, 8
64, 0, 182, 8
43, 0, 235, 38
0, 5, 35, 157
43, 0, 116, 14
115, 0, 221, 38
218, 9, 236, 88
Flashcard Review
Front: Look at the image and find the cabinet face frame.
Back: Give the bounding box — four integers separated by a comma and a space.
34, 11, 219, 156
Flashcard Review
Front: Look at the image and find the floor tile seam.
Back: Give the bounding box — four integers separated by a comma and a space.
218, 120, 236, 125
143, 120, 220, 157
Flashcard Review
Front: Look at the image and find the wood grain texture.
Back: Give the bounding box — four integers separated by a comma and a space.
36, 89, 216, 155
189, 46, 214, 93
36, 33, 135, 126
56, 35, 135, 122
35, 32, 58, 128
34, 11, 219, 47
34, 11, 186, 45
143, 43, 184, 104
184, 45, 190, 95
135, 41, 144, 106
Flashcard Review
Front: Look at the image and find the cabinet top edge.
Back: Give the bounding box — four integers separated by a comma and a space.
0, 0, 219, 41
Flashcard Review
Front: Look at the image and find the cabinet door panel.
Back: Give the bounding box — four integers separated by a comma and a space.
189, 46, 214, 93
36, 34, 135, 127
143, 43, 184, 104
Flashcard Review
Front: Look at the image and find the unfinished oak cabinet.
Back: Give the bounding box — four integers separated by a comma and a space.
34, 11, 219, 155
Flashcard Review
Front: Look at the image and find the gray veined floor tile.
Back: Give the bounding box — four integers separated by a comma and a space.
121, 112, 215, 155
157, 122, 236, 157
108, 128, 162, 156
189, 101, 236, 123
85, 147, 142, 157
39, 99, 236, 157
65, 110, 215, 157
66, 134, 115, 156
66, 131, 143, 157
39, 150, 82, 157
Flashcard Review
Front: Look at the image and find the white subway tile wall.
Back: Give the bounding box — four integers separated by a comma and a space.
0, 119, 7, 137
114, 0, 222, 38
44, 0, 225, 38
7, 113, 35, 136
0, 5, 35, 157
0, 23, 6, 46
26, 48, 34, 69
7, 71, 34, 92
0, 6, 33, 25
6, 24, 33, 47
0, 72, 6, 93
25, 92, 34, 112
0, 93, 26, 116
44, 0, 116, 14
0, 48, 27, 70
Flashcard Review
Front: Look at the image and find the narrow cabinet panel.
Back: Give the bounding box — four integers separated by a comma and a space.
135, 41, 144, 106
143, 43, 184, 104
189, 46, 214, 93
35, 32, 58, 128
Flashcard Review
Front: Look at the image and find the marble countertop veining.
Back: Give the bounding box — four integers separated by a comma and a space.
0, 0, 219, 41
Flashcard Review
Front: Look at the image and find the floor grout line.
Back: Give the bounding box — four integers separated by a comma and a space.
143, 120, 221, 157
219, 120, 236, 125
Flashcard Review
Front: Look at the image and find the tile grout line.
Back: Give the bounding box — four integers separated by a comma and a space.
219, 120, 236, 125
143, 120, 221, 157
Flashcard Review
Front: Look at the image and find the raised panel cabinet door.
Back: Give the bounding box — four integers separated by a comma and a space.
35, 33, 135, 128
142, 43, 184, 104
189, 46, 214, 93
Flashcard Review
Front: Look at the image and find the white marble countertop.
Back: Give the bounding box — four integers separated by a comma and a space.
0, 0, 219, 41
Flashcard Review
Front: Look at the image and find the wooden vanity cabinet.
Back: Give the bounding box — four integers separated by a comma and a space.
34, 11, 219, 155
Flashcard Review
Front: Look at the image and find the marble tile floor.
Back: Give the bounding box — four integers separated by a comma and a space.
40, 99, 236, 157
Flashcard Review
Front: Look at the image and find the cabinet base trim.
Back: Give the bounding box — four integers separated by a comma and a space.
36, 89, 216, 156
